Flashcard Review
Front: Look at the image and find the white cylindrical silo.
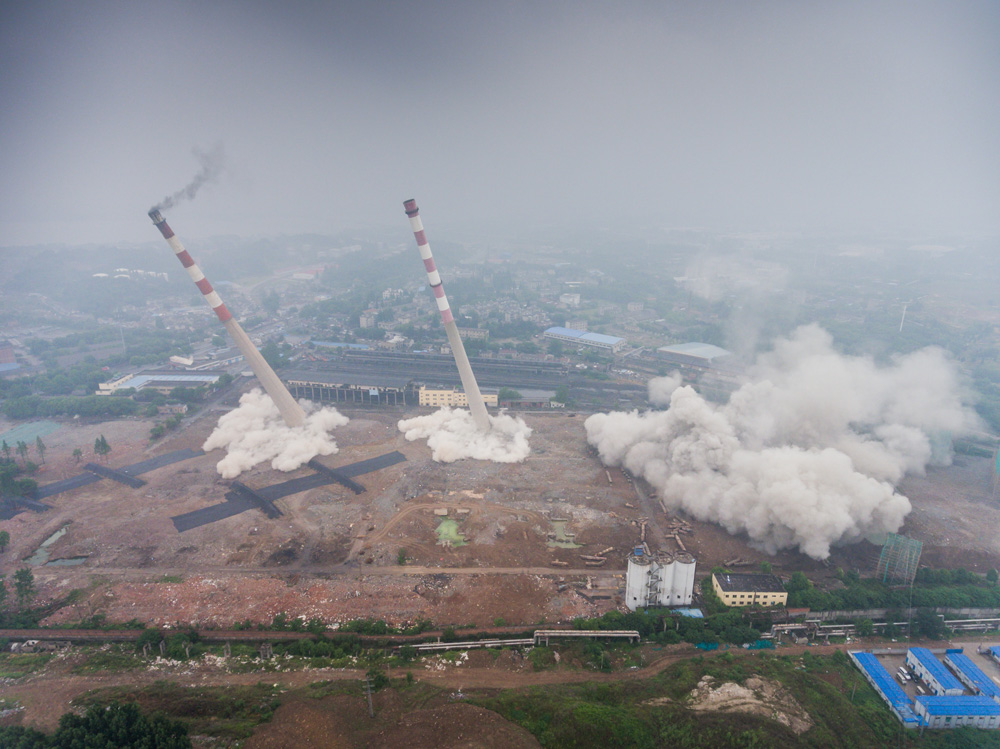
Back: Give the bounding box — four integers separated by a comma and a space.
672, 552, 696, 605
655, 553, 675, 607
625, 553, 652, 611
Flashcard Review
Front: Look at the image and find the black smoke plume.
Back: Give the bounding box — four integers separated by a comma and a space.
150, 144, 225, 212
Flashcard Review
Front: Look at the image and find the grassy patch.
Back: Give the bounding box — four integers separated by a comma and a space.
75, 681, 281, 741
156, 574, 184, 583
471, 650, 1000, 749
0, 653, 52, 679
71, 645, 144, 674
529, 646, 556, 671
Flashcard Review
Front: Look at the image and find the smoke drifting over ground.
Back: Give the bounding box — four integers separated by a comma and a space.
150, 144, 225, 212
204, 389, 349, 478
648, 371, 683, 407
586, 325, 978, 559
398, 408, 532, 463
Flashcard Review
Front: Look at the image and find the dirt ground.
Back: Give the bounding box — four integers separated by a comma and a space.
244, 695, 541, 749
2, 403, 998, 632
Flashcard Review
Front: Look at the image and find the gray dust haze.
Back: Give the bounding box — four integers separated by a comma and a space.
1, 2, 998, 244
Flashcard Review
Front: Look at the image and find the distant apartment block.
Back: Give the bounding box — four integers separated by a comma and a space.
456, 327, 490, 341
419, 386, 498, 408
559, 293, 581, 307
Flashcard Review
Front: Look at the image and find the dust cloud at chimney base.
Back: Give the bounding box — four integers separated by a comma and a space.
398, 408, 532, 463
585, 325, 978, 560
203, 389, 349, 478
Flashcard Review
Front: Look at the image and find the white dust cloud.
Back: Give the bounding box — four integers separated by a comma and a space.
648, 371, 683, 407
586, 325, 978, 559
203, 389, 349, 478
398, 407, 532, 463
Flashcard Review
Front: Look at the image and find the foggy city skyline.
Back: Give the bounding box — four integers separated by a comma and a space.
2, 0, 999, 247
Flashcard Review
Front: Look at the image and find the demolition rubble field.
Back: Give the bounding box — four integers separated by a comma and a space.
2, 408, 996, 629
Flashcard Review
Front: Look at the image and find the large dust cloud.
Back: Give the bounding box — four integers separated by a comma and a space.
398, 408, 532, 463
585, 325, 978, 559
204, 389, 349, 478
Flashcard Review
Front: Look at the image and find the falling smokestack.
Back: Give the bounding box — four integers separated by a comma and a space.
148, 209, 306, 428
403, 199, 491, 431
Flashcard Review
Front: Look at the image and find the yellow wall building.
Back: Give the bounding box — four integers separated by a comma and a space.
419, 386, 498, 408
711, 572, 788, 608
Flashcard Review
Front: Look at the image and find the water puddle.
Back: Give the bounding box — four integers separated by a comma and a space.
436, 518, 467, 548
26, 525, 69, 565
45, 556, 88, 567
547, 519, 582, 549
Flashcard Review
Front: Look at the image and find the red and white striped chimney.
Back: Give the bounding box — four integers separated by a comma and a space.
149, 209, 233, 323
148, 209, 306, 428
404, 199, 491, 431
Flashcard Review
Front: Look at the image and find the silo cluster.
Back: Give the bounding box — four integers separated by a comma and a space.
625, 548, 696, 611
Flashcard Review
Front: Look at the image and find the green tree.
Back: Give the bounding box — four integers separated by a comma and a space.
261, 341, 284, 369
34, 436, 45, 464
497, 387, 522, 402
0, 576, 7, 611
13, 567, 35, 608
760, 561, 772, 575
1, 440, 9, 460
786, 571, 812, 593
16, 441, 29, 465
72, 448, 83, 464
553, 384, 570, 404
988, 568, 999, 586
94, 434, 111, 461
52, 701, 191, 748
262, 291, 281, 315
854, 618, 875, 637
0, 725, 49, 747
397, 548, 407, 565
0, 530, 8, 553
914, 608, 948, 639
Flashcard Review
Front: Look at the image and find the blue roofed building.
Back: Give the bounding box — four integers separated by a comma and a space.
914, 696, 1000, 729
944, 652, 1000, 701
990, 646, 1000, 666
848, 652, 920, 727
907, 647, 965, 696
543, 327, 626, 353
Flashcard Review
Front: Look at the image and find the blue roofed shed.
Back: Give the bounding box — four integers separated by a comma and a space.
944, 652, 1000, 700
907, 648, 965, 696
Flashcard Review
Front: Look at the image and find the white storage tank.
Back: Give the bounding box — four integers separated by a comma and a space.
672, 552, 696, 605
625, 549, 653, 611
655, 553, 676, 607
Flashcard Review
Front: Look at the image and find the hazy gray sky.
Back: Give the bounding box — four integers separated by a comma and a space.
1, 0, 998, 245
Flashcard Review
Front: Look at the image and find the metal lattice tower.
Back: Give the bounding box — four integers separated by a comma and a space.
875, 533, 923, 585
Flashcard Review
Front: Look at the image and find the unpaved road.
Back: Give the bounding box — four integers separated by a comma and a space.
35, 564, 625, 581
